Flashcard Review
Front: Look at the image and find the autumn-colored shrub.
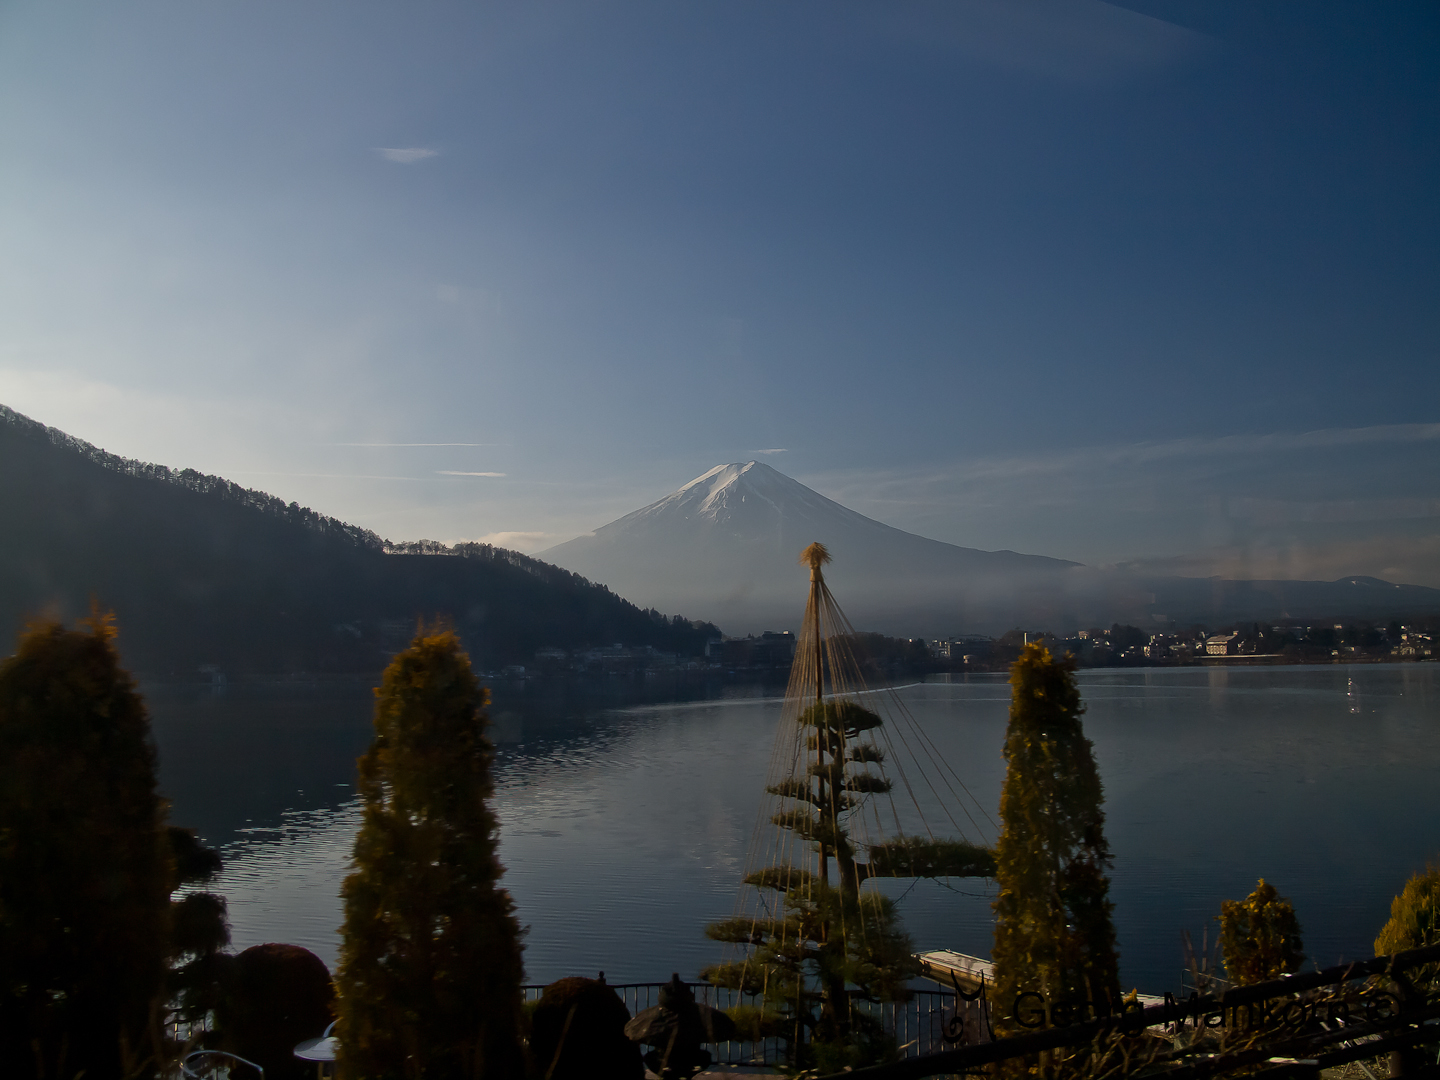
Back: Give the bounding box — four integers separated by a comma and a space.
1219, 879, 1304, 986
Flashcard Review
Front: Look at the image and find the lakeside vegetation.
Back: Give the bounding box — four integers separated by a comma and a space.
5, 614, 1440, 1078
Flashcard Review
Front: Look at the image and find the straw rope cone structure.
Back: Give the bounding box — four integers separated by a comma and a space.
703, 543, 996, 1067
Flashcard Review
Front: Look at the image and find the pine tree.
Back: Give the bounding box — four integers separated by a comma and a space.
706, 543, 995, 1070
991, 643, 1121, 1035
335, 628, 525, 1080
1218, 880, 1304, 986
0, 616, 173, 1079
705, 546, 926, 1072
704, 698, 918, 1071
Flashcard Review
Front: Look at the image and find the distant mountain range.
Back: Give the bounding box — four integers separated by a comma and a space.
7, 403, 1436, 670
540, 461, 1440, 635
0, 406, 715, 675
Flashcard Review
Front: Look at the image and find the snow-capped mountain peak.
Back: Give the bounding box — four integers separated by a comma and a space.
537, 461, 1077, 634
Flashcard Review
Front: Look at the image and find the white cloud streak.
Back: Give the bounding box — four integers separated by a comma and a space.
796, 421, 1440, 586
816, 422, 1440, 493
437, 470, 505, 477
375, 147, 437, 163
322, 442, 502, 447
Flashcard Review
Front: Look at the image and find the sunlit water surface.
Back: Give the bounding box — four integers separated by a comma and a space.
149, 664, 1440, 994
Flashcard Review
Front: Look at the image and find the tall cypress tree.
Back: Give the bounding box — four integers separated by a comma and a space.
335, 628, 524, 1080
991, 643, 1120, 1034
0, 616, 172, 1079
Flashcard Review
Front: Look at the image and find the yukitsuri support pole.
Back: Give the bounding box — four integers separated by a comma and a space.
706, 541, 994, 1069
806, 542, 830, 890
801, 542, 853, 1041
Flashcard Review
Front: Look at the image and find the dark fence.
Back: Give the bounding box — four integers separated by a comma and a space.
521, 982, 963, 1067
814, 942, 1440, 1080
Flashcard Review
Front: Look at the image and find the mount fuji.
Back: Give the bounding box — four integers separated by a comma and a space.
537, 462, 1102, 635
538, 462, 1440, 636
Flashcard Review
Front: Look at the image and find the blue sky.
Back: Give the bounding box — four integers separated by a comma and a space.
1, 1, 1437, 583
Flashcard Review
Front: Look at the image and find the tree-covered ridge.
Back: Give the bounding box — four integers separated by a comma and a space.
384, 538, 712, 618
0, 405, 722, 672
0, 404, 384, 552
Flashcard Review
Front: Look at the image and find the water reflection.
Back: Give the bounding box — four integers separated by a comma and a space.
149, 665, 1440, 994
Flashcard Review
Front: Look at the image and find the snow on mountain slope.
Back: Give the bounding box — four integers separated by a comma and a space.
537, 462, 1090, 635
536, 462, 1440, 635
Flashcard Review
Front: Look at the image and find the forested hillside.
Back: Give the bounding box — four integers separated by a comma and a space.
0, 406, 718, 675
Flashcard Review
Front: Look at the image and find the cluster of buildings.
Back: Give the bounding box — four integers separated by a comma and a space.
1394, 628, 1435, 659
504, 623, 1434, 681
914, 622, 1436, 669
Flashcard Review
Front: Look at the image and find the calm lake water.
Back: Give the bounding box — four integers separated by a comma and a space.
149, 664, 1440, 995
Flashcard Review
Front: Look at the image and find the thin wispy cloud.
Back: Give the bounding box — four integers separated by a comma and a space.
785, 420, 1440, 587
829, 422, 1440, 492
437, 470, 505, 477
374, 147, 437, 164
1228, 497, 1440, 526
756, 448, 788, 455
321, 441, 501, 447
228, 471, 436, 481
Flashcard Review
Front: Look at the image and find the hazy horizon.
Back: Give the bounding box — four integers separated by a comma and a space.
2, 2, 1436, 586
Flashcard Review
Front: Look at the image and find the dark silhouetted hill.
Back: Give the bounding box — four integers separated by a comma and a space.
0, 406, 718, 675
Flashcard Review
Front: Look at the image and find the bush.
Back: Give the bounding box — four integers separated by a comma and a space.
215, 944, 335, 1080
1219, 879, 1304, 986
1376, 864, 1440, 987
529, 977, 642, 1080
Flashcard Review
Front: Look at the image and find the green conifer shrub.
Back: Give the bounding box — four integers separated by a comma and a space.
0, 616, 172, 1079
335, 628, 525, 1079
991, 644, 1121, 1035
1218, 879, 1304, 986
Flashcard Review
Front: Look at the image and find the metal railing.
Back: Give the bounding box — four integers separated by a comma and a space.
522, 982, 962, 1067
180, 1050, 265, 1079
813, 942, 1440, 1080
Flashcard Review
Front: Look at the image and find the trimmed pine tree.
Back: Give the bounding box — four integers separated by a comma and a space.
335, 628, 525, 1079
704, 699, 920, 1072
705, 543, 993, 1071
991, 643, 1121, 1036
